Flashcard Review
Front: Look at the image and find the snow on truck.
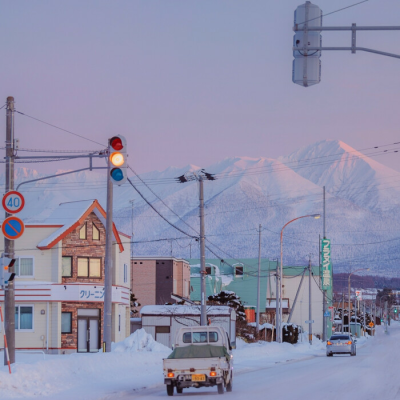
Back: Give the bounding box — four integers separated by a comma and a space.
163, 326, 233, 396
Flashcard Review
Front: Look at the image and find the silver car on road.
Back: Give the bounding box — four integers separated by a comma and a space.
326, 334, 356, 357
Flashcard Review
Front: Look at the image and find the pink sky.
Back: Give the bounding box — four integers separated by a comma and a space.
1, 0, 399, 174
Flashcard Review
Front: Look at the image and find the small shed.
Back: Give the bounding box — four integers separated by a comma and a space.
140, 305, 236, 349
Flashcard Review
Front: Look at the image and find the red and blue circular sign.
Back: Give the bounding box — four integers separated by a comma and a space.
2, 191, 25, 214
2, 216, 25, 240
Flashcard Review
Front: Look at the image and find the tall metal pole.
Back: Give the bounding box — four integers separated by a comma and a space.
130, 200, 134, 258
279, 232, 284, 343
199, 177, 207, 326
354, 295, 357, 336
275, 260, 279, 342
342, 293, 345, 333
104, 156, 113, 351
322, 186, 327, 341
4, 96, 15, 365
308, 255, 312, 345
363, 301, 366, 336
348, 274, 351, 334
256, 224, 262, 336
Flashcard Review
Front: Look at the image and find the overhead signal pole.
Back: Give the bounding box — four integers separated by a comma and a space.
176, 169, 216, 326
292, 1, 400, 87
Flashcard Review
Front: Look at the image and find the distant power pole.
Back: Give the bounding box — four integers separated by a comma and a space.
130, 200, 134, 258
4, 96, 15, 365
275, 260, 279, 342
322, 186, 327, 341
176, 169, 216, 326
308, 255, 313, 345
256, 224, 262, 336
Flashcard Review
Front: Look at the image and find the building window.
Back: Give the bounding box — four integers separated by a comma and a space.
62, 257, 72, 277
92, 223, 100, 240
206, 266, 213, 275
79, 223, 87, 239
78, 258, 101, 278
123, 264, 128, 283
15, 305, 33, 330
15, 257, 34, 277
156, 326, 170, 334
61, 312, 72, 333
235, 266, 244, 277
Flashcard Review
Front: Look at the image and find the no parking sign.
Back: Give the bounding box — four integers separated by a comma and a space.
2, 191, 25, 240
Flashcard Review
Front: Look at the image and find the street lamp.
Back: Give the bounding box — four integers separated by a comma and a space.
348, 268, 369, 335
278, 213, 321, 343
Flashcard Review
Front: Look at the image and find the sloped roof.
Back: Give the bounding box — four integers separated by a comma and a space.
36, 199, 124, 252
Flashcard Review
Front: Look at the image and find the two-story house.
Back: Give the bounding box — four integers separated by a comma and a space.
0, 199, 131, 354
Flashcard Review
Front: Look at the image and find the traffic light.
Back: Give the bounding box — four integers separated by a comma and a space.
0, 256, 16, 288
292, 2, 322, 87
395, 308, 398, 314
108, 135, 127, 185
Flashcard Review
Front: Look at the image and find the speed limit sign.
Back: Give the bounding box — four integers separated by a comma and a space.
2, 191, 25, 214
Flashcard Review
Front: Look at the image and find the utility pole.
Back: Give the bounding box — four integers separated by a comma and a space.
308, 255, 313, 345
256, 224, 261, 336
104, 157, 113, 352
199, 176, 206, 326
275, 259, 279, 342
175, 169, 215, 326
4, 96, 15, 365
322, 186, 327, 341
130, 200, 134, 258
363, 301, 366, 336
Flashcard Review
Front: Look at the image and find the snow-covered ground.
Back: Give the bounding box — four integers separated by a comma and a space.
0, 325, 380, 400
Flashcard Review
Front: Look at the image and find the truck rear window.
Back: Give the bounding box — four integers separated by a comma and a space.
182, 332, 219, 343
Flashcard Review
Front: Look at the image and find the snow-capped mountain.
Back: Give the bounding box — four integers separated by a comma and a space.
2, 140, 400, 276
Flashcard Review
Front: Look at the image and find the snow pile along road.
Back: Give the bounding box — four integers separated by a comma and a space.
0, 329, 171, 400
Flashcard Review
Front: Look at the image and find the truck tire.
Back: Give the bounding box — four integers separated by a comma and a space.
226, 374, 233, 392
167, 384, 174, 396
177, 388, 183, 394
218, 383, 224, 394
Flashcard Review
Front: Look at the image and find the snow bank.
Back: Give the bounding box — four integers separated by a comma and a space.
112, 328, 170, 353
0, 329, 171, 400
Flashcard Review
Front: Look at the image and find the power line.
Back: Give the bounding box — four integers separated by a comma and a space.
126, 177, 197, 239
15, 110, 106, 147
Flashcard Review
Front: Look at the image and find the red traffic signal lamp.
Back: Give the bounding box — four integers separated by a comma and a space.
109, 135, 127, 185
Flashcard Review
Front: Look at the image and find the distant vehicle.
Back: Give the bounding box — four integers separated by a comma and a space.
326, 334, 356, 357
163, 326, 233, 396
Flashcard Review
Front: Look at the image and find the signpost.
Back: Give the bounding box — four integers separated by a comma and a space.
2, 191, 25, 214
369, 322, 374, 328
1, 216, 25, 240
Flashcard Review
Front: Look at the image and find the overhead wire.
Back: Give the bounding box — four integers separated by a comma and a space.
15, 109, 106, 147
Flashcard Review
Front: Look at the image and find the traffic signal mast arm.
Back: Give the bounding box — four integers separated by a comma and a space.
293, 24, 400, 60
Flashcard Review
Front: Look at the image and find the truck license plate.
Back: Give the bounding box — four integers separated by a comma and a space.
192, 374, 206, 382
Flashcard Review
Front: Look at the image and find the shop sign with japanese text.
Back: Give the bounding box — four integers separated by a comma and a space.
321, 238, 332, 290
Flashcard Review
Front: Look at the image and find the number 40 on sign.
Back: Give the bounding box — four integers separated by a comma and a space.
2, 191, 25, 214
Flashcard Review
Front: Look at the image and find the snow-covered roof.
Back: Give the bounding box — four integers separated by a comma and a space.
35, 200, 124, 252
141, 305, 233, 316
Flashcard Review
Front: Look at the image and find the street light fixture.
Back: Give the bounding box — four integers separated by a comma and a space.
347, 268, 370, 335
278, 213, 321, 343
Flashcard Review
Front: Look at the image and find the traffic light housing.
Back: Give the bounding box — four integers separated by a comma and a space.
108, 135, 127, 185
395, 308, 398, 313
0, 256, 16, 288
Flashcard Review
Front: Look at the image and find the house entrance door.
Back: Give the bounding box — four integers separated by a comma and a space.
77, 309, 100, 353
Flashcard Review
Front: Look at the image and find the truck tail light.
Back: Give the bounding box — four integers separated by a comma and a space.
167, 372, 174, 378
210, 371, 217, 377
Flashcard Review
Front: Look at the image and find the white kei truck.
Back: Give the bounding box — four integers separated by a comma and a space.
163, 326, 234, 396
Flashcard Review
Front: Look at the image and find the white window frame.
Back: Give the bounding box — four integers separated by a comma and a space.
15, 256, 35, 278
15, 304, 34, 332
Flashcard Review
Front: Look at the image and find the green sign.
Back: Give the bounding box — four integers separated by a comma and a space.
321, 238, 332, 291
